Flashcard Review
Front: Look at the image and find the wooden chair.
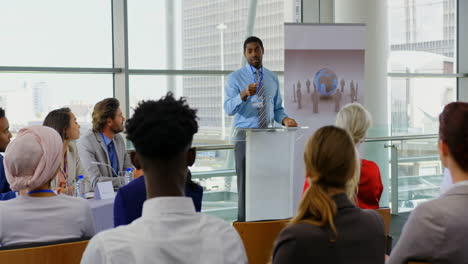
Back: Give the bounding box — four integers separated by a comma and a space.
0, 240, 89, 264
375, 208, 391, 235
233, 219, 290, 264
375, 208, 392, 254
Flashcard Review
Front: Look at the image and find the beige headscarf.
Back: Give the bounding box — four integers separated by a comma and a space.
4, 126, 62, 191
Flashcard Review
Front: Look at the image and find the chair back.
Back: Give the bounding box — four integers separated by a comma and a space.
375, 208, 391, 235
375, 207, 393, 254
233, 219, 289, 264
0, 240, 89, 264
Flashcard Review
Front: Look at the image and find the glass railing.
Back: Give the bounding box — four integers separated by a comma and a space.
194, 134, 442, 221
362, 134, 441, 215
192, 145, 237, 222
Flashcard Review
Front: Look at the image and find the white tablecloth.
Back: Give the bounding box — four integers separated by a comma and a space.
88, 198, 115, 233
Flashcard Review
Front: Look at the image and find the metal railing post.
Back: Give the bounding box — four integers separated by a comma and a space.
385, 143, 399, 215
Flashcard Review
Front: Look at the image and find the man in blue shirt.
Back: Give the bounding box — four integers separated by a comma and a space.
0, 108, 15, 200
224, 36, 297, 221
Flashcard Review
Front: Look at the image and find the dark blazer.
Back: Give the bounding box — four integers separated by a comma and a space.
272, 193, 386, 264
0, 155, 15, 201
113, 176, 204, 227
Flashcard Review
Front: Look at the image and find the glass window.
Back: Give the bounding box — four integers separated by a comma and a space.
128, 0, 290, 71
389, 0, 457, 73
129, 75, 169, 114
127, 0, 170, 69
0, 73, 113, 135
0, 0, 113, 67
129, 74, 234, 144
394, 138, 441, 213
128, 0, 252, 70
390, 77, 456, 135
253, 0, 286, 71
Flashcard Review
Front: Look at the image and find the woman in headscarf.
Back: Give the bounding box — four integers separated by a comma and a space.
0, 126, 95, 246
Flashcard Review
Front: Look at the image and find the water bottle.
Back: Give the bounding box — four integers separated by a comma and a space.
124, 168, 133, 185
75, 175, 86, 198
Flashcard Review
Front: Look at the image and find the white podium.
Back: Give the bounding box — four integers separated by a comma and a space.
239, 127, 300, 221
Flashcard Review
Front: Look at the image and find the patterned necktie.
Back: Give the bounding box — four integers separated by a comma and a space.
256, 70, 267, 128
107, 141, 118, 177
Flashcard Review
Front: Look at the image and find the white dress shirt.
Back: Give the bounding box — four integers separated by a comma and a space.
81, 197, 247, 264
440, 168, 452, 194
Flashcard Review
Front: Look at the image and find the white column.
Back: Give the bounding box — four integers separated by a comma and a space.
319, 0, 334, 23
166, 0, 176, 94
335, 0, 391, 208
217, 23, 227, 140
335, 0, 389, 135
302, 0, 334, 23
459, 0, 468, 102
302, 0, 320, 23
112, 0, 129, 118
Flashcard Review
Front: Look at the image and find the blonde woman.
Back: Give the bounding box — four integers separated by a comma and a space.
273, 126, 385, 264
303, 103, 383, 209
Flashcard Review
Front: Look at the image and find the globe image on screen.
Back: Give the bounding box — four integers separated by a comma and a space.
313, 68, 338, 96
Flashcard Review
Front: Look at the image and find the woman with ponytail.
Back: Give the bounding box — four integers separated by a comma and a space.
272, 126, 385, 264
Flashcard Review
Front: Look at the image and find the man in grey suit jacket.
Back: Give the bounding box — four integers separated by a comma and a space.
78, 98, 132, 188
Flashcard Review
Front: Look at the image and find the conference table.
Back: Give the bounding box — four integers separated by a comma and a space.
88, 197, 115, 233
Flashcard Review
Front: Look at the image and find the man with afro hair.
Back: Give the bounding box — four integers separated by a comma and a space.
82, 92, 247, 264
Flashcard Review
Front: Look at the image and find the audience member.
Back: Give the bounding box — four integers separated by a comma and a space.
77, 98, 132, 188
43, 107, 89, 195
81, 93, 247, 264
0, 126, 95, 246
0, 108, 14, 200
440, 167, 452, 194
302, 103, 383, 209
273, 126, 385, 264
388, 102, 468, 264
113, 151, 203, 227
335, 103, 383, 208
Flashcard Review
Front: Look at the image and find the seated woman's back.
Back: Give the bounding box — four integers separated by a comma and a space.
0, 194, 94, 246
273, 126, 385, 264
274, 193, 384, 264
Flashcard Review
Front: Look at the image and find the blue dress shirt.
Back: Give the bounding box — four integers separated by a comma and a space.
113, 176, 204, 227
224, 64, 288, 129
0, 155, 16, 200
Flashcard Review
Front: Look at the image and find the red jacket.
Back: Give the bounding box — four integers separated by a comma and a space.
302, 159, 383, 209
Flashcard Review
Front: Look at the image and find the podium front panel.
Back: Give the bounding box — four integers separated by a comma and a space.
245, 129, 295, 221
